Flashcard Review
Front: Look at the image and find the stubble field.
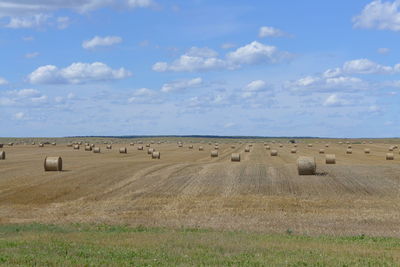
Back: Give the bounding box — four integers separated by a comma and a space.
1, 138, 399, 237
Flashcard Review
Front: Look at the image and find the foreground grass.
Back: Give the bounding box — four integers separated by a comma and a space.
0, 224, 399, 266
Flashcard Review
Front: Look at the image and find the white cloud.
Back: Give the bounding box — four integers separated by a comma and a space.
244, 80, 267, 91
378, 47, 390, 54
128, 88, 158, 103
82, 36, 123, 49
57, 16, 70, 29
0, 0, 155, 17
153, 48, 228, 72
353, 0, 400, 31
134, 88, 156, 97
0, 1, 155, 29
14, 112, 25, 120
25, 52, 39, 59
258, 26, 286, 38
323, 94, 348, 107
28, 62, 132, 84
322, 68, 342, 78
227, 41, 289, 65
342, 58, 393, 74
0, 77, 8, 85
287, 75, 365, 92
153, 41, 290, 72
5, 13, 49, 28
161, 77, 203, 92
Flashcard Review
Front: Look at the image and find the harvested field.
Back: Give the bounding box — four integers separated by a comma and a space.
0, 138, 399, 237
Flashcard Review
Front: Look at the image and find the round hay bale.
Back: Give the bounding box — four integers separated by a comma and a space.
73, 145, 80, 150
137, 146, 144, 150
325, 154, 336, 164
214, 146, 219, 150
319, 149, 325, 154
188, 145, 193, 149
297, 156, 316, 175
364, 148, 370, 154
39, 143, 44, 147
199, 146, 204, 151
52, 142, 56, 146
0, 151, 5, 160
146, 144, 150, 147
85, 146, 92, 151
231, 153, 240, 162
386, 153, 394, 160
130, 143, 134, 146
388, 146, 394, 152
8, 142, 14, 146
245, 147, 250, 152
279, 144, 283, 148
291, 148, 297, 154
44, 156, 62, 171
347, 145, 352, 149
67, 143, 73, 147
178, 144, 183, 147
152, 151, 160, 159
265, 145, 271, 150
119, 147, 127, 154
308, 144, 313, 147
147, 148, 155, 154
270, 150, 278, 156
93, 147, 101, 153
106, 145, 112, 149
231, 145, 236, 149
346, 149, 352, 154
325, 144, 329, 148
0, 144, 3, 148
90, 144, 95, 148
211, 150, 218, 157
294, 144, 298, 148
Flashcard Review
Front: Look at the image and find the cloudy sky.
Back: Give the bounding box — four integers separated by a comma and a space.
1, 0, 400, 137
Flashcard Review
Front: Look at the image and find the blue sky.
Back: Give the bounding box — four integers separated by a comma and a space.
1, 0, 400, 137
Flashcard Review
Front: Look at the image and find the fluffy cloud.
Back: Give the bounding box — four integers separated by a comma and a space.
0, 0, 155, 17
0, 0, 155, 29
82, 36, 123, 49
28, 62, 132, 84
258, 26, 286, 38
5, 13, 49, 28
287, 75, 365, 92
161, 77, 203, 92
153, 41, 290, 72
153, 48, 228, 72
342, 58, 393, 74
323, 94, 349, 107
353, 0, 400, 31
0, 77, 8, 85
244, 80, 267, 92
227, 41, 289, 65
